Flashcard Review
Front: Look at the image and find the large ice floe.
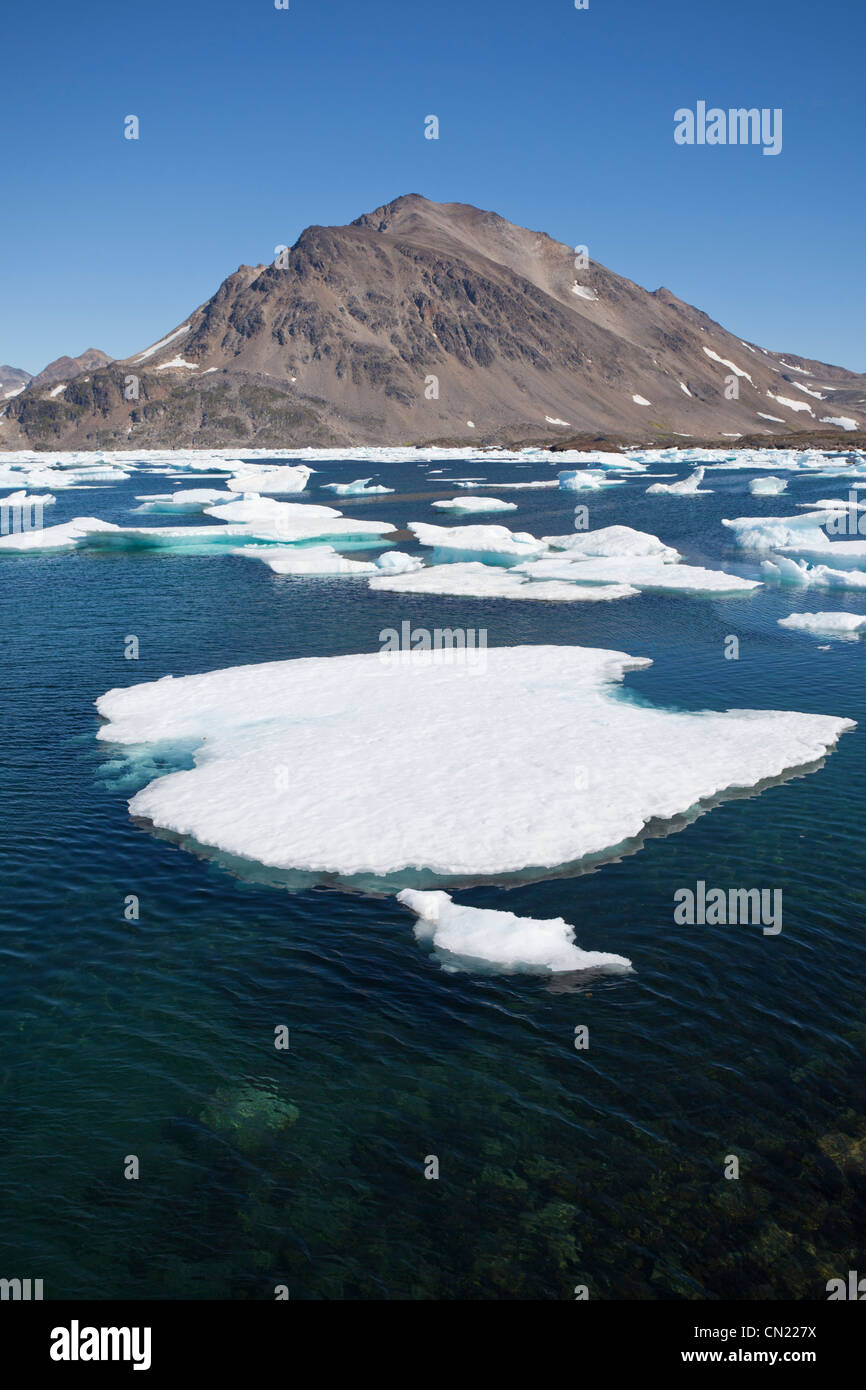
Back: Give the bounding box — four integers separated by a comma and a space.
397, 889, 633, 975
514, 554, 758, 596
778, 611, 866, 639
95, 645, 854, 884
369, 561, 636, 602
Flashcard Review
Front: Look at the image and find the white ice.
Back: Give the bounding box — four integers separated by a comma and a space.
95, 645, 855, 881
748, 476, 788, 496
646, 467, 712, 496
369, 561, 636, 603
322, 478, 394, 495
407, 521, 547, 560
778, 611, 866, 638
397, 889, 633, 975
516, 554, 759, 595
431, 496, 517, 514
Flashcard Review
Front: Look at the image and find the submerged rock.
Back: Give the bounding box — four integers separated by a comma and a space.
200, 1084, 299, 1155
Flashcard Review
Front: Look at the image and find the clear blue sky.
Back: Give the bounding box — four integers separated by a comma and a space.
2, 0, 863, 372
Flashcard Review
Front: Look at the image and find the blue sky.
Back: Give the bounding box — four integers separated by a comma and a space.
2, 0, 863, 372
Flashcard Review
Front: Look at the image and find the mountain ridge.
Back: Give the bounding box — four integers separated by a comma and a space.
2, 195, 863, 450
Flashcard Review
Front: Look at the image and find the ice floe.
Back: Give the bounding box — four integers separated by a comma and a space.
778, 611, 866, 638
94, 645, 855, 882
226, 464, 312, 494
375, 551, 424, 574
369, 561, 636, 602
516, 554, 759, 595
646, 467, 712, 496
407, 521, 547, 561
558, 469, 627, 491
321, 478, 394, 496
242, 545, 378, 576
761, 557, 866, 590
541, 525, 680, 562
748, 476, 788, 496
397, 889, 633, 974
431, 496, 517, 514
0, 517, 119, 551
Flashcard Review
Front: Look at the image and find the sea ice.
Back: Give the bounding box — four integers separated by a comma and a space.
95, 645, 855, 881
558, 470, 626, 491
369, 561, 636, 602
407, 521, 547, 560
646, 467, 712, 496
322, 478, 394, 495
541, 525, 679, 562
516, 554, 758, 595
375, 551, 424, 574
397, 889, 633, 974
243, 545, 378, 576
225, 464, 312, 494
778, 611, 866, 638
748, 476, 788, 496
761, 557, 866, 590
0, 517, 119, 551
431, 496, 517, 514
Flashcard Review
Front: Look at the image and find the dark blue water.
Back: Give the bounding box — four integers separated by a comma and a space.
1, 455, 865, 1300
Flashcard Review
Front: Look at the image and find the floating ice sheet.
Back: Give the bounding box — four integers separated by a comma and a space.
369, 561, 636, 602
95, 645, 855, 882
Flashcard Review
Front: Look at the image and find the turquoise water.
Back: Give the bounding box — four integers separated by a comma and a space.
1, 456, 865, 1299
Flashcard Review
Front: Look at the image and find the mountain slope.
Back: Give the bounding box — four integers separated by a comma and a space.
2, 196, 863, 449
0, 365, 33, 400
29, 348, 113, 389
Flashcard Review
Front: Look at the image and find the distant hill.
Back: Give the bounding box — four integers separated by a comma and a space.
29, 348, 113, 389
2, 195, 864, 449
0, 365, 33, 400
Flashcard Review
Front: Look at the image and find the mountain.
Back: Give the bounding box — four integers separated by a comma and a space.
29, 348, 113, 389
2, 195, 864, 450
0, 365, 33, 400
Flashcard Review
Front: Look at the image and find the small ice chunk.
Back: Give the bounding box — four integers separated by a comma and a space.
408, 521, 547, 559
397, 889, 633, 974
322, 478, 394, 495
748, 476, 788, 496
646, 467, 712, 496
778, 611, 866, 638
541, 525, 679, 562
431, 496, 517, 514
375, 551, 423, 573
